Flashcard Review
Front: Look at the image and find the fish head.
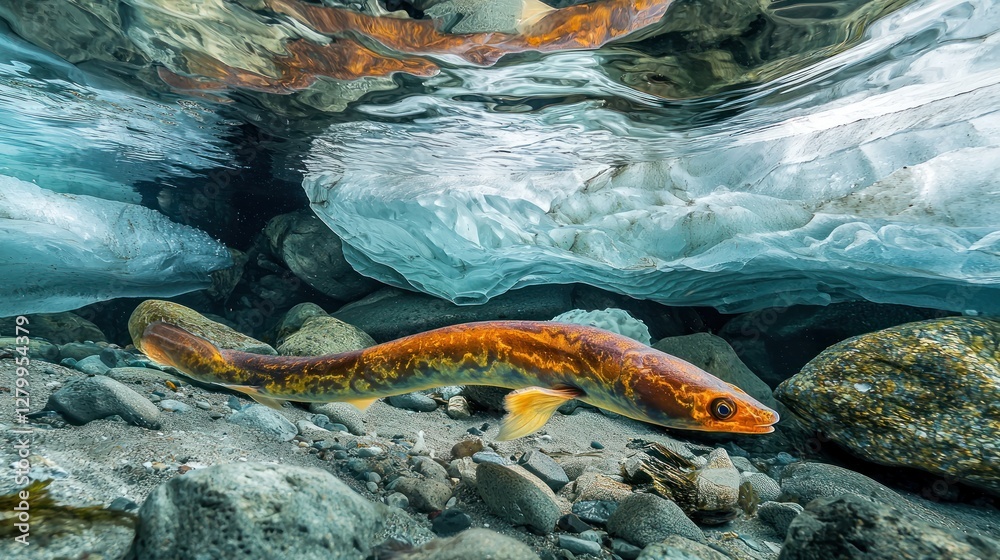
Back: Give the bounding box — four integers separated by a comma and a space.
623, 350, 780, 434
138, 321, 229, 381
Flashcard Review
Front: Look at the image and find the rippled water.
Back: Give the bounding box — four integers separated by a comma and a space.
0, 0, 918, 178
2, 0, 998, 313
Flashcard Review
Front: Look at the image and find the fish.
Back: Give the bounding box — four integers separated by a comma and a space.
137, 320, 779, 440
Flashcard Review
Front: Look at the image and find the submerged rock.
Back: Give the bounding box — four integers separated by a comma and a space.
779, 493, 1000, 560
476, 462, 562, 533
128, 299, 276, 355
332, 285, 574, 342
606, 493, 704, 547
45, 376, 161, 429
652, 333, 777, 409
277, 315, 375, 356
775, 317, 1000, 493
390, 528, 539, 560
0, 312, 105, 344
130, 463, 390, 560
264, 209, 381, 302
228, 404, 298, 441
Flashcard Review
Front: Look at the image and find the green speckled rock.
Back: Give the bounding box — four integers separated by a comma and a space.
775, 317, 1000, 494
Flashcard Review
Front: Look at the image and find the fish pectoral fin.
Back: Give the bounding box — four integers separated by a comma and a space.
497, 386, 582, 441
344, 397, 379, 412
221, 384, 288, 410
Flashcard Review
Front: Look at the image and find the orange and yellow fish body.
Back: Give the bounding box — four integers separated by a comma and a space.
137, 320, 778, 440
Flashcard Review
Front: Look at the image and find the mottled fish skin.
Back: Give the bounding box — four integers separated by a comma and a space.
775, 317, 1000, 494
139, 320, 778, 438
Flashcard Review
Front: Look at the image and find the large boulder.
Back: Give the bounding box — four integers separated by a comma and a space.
775, 317, 1000, 494
779, 494, 1000, 560
130, 463, 395, 559
264, 209, 380, 302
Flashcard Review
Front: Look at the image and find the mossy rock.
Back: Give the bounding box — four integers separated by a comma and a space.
776, 317, 1000, 494
128, 300, 275, 355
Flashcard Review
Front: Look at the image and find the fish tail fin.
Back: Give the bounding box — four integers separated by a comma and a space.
497, 386, 582, 441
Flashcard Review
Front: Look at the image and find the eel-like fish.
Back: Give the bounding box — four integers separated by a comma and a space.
137, 320, 779, 440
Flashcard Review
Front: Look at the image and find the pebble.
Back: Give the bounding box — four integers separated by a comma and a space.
744, 472, 781, 503
446, 395, 472, 419
476, 462, 562, 533
385, 492, 409, 509
557, 513, 591, 533
757, 501, 803, 538
60, 357, 78, 368
387, 392, 439, 412
694, 449, 741, 513
730, 456, 756, 473
108, 497, 140, 512
572, 473, 633, 503
346, 458, 367, 474
58, 341, 103, 362
451, 438, 484, 459
448, 457, 478, 485
558, 534, 602, 556
227, 404, 297, 442
412, 456, 449, 482
432, 508, 473, 536
518, 450, 570, 492
472, 451, 510, 465
75, 354, 110, 375
308, 402, 366, 435
607, 493, 705, 547
366, 472, 382, 484
208, 411, 223, 420
392, 477, 453, 513
195, 400, 212, 410
99, 346, 127, 368
572, 500, 618, 525
44, 375, 161, 429
590, 441, 604, 450
611, 538, 642, 560
356, 446, 384, 458
366, 481, 379, 493
403, 528, 538, 560
636, 535, 730, 560
159, 399, 191, 413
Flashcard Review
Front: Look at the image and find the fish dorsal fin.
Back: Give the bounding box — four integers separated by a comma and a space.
221, 384, 288, 410
498, 386, 582, 441
345, 397, 379, 412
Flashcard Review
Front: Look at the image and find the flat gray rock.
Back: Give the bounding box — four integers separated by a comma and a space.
392, 477, 453, 513
130, 463, 389, 559
518, 450, 570, 492
45, 375, 161, 429
388, 392, 439, 412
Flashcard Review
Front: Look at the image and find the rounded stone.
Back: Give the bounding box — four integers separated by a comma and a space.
393, 477, 453, 513
476, 462, 562, 533
607, 493, 704, 547
277, 315, 375, 357
45, 375, 161, 429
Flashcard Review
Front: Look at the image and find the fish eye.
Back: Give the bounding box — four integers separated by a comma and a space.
710, 397, 736, 420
